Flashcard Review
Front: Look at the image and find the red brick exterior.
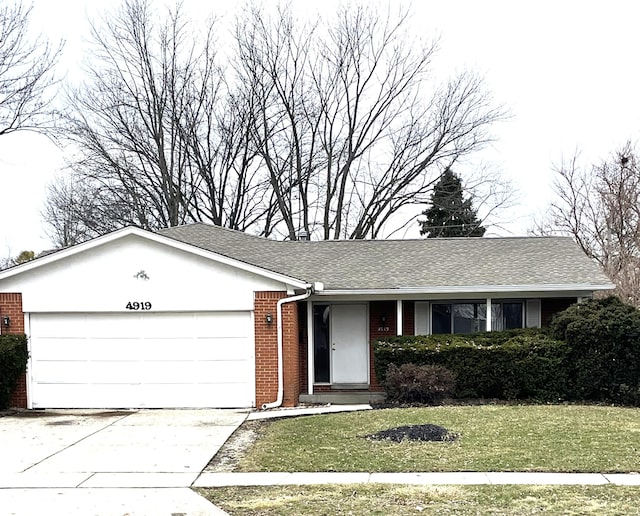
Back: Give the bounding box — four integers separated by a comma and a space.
402, 301, 415, 336
254, 291, 300, 408
0, 293, 27, 408
368, 301, 399, 392
369, 301, 396, 341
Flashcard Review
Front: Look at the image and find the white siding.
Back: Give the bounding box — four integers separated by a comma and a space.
414, 301, 429, 335
0, 234, 289, 313
526, 299, 542, 328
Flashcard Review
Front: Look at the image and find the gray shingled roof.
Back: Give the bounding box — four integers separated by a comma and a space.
158, 223, 612, 291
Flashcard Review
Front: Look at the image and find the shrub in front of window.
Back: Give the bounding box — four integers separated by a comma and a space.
384, 363, 456, 405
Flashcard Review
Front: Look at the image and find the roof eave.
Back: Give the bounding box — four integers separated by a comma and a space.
315, 283, 615, 296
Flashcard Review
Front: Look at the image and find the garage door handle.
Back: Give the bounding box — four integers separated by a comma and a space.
332, 343, 336, 350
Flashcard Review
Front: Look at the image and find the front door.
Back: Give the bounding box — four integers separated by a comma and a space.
331, 304, 369, 384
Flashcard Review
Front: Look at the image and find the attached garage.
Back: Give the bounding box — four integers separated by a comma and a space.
28, 311, 254, 409
0, 227, 306, 409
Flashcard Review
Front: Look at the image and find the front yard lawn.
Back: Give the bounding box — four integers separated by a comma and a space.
235, 405, 640, 473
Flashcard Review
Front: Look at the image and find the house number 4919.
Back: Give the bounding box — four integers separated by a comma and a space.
126, 301, 152, 310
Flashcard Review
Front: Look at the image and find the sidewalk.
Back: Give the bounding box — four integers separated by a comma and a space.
194, 471, 640, 488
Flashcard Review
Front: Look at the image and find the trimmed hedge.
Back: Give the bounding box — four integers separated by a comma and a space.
0, 334, 28, 409
549, 296, 640, 404
373, 329, 570, 402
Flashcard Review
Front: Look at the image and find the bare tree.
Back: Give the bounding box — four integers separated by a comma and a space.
58, 0, 268, 236
234, 3, 506, 240
50, 0, 507, 243
42, 173, 137, 247
533, 143, 640, 305
0, 1, 62, 135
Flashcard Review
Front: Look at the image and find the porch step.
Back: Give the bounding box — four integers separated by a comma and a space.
299, 392, 386, 405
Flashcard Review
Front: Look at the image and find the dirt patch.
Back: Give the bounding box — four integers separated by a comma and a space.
363, 424, 460, 443
205, 419, 271, 472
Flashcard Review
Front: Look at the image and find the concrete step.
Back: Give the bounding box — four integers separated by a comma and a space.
299, 392, 385, 404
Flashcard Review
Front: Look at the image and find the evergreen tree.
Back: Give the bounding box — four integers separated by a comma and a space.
419, 168, 486, 237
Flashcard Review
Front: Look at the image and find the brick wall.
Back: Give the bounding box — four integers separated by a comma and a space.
368, 301, 397, 392
402, 301, 415, 336
254, 291, 300, 408
369, 301, 396, 341
0, 293, 27, 408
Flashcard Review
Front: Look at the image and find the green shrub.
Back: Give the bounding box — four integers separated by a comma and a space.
384, 363, 456, 404
0, 334, 28, 409
373, 329, 569, 402
549, 296, 640, 404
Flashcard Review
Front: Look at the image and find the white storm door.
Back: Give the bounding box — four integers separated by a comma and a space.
331, 304, 369, 384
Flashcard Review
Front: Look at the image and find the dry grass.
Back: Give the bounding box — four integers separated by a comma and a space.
198, 484, 640, 515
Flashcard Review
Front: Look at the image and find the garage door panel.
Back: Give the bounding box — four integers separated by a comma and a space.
33, 360, 141, 384
31, 384, 141, 409
191, 312, 253, 338
33, 339, 253, 363
29, 311, 255, 408
137, 360, 251, 383
30, 314, 89, 338
170, 339, 252, 360
31, 338, 142, 360
138, 383, 253, 409
31, 339, 86, 360
130, 338, 251, 360
32, 382, 254, 409
135, 312, 251, 338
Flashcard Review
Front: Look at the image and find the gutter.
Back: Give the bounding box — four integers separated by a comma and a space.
262, 282, 323, 410
314, 283, 615, 296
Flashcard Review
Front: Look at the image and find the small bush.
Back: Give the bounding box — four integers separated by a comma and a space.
0, 334, 28, 409
384, 363, 456, 405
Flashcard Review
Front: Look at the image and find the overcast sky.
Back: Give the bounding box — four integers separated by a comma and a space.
2, 0, 640, 255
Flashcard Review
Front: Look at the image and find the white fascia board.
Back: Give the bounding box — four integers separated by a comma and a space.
315, 283, 615, 296
0, 226, 309, 290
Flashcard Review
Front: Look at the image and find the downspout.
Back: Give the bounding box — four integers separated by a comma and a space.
261, 285, 314, 410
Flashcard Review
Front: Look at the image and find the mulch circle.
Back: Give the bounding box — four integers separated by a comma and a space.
363, 423, 459, 443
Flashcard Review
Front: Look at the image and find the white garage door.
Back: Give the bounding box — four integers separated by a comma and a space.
28, 312, 255, 409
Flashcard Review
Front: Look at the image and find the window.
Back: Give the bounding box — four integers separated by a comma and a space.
432, 304, 452, 334
432, 302, 486, 334
432, 300, 523, 334
492, 302, 523, 331
313, 305, 331, 382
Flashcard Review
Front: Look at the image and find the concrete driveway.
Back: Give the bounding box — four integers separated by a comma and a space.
0, 409, 248, 515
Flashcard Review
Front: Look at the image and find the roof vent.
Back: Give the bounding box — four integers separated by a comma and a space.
297, 230, 310, 241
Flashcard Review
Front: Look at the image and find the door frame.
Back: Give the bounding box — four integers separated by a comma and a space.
311, 302, 369, 386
